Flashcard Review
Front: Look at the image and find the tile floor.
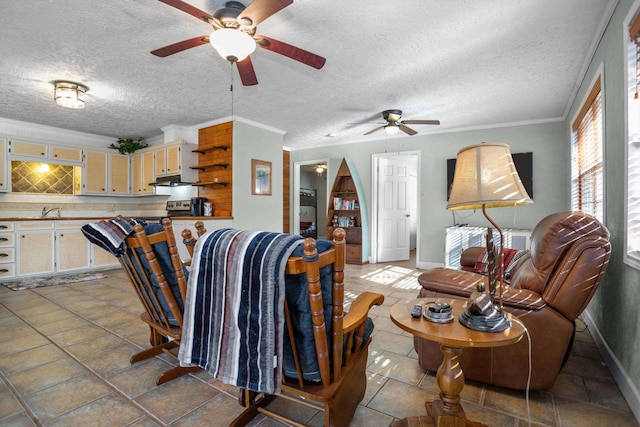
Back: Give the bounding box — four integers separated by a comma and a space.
0, 256, 638, 426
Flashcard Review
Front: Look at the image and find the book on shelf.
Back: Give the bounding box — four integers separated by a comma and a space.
333, 197, 358, 210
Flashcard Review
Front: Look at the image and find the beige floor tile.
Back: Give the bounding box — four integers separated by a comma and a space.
0, 343, 66, 376
367, 350, 425, 386
108, 358, 186, 399
8, 358, 88, 396
46, 393, 146, 427
484, 386, 555, 426
171, 393, 245, 426
555, 396, 638, 427
0, 332, 50, 357
368, 330, 415, 355
0, 382, 24, 420
22, 374, 112, 422
134, 376, 220, 425
64, 333, 133, 361
368, 378, 438, 420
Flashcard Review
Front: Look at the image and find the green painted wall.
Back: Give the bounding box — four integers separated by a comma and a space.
568, 0, 640, 398
290, 121, 568, 265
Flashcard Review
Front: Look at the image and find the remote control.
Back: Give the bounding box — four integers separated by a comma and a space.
411, 304, 423, 318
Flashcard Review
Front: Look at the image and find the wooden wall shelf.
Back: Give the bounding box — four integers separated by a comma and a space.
190, 162, 229, 171
193, 181, 229, 187
192, 145, 228, 154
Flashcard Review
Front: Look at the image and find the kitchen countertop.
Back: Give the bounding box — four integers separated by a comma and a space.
0, 216, 233, 222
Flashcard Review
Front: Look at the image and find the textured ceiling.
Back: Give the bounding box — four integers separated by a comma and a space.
0, 0, 616, 150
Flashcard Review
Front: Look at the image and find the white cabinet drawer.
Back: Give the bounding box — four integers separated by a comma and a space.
17, 221, 55, 231
0, 248, 15, 263
0, 223, 15, 232
0, 263, 15, 279
0, 233, 14, 247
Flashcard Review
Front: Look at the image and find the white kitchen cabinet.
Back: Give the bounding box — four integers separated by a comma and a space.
0, 222, 15, 279
8, 139, 83, 166
91, 245, 119, 269
9, 139, 48, 159
0, 138, 7, 192
80, 150, 130, 195
151, 141, 198, 182
132, 151, 154, 195
16, 222, 55, 277
50, 145, 83, 165
109, 152, 130, 194
154, 146, 167, 176
82, 150, 108, 194
55, 221, 91, 272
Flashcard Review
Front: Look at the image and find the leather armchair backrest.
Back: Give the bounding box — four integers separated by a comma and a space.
509, 211, 610, 319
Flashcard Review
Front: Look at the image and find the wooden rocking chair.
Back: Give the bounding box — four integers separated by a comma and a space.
229, 228, 385, 427
119, 218, 200, 385
180, 220, 207, 265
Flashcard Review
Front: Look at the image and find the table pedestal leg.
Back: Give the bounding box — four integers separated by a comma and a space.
426, 345, 470, 427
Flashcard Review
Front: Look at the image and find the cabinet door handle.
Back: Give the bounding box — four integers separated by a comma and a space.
0, 269, 8, 273
0, 225, 7, 229
0, 253, 7, 257
0, 237, 8, 242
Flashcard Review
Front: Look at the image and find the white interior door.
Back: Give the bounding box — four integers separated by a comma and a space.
377, 156, 411, 262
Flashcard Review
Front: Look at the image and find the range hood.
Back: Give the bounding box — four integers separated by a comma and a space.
149, 175, 194, 187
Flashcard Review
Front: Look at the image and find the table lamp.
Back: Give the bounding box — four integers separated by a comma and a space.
447, 142, 532, 332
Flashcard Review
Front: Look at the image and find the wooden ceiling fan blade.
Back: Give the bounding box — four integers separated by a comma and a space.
151, 36, 210, 57
236, 57, 258, 86
157, 0, 215, 24
238, 0, 293, 27
364, 126, 384, 136
256, 36, 326, 69
402, 119, 441, 125
399, 125, 418, 136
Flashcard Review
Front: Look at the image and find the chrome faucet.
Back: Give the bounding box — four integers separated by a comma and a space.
42, 207, 61, 218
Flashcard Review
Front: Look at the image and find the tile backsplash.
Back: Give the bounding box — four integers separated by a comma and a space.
11, 161, 74, 194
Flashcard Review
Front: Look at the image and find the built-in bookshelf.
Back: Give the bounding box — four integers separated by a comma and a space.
327, 159, 365, 264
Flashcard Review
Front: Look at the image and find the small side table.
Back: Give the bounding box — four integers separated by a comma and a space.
390, 298, 525, 427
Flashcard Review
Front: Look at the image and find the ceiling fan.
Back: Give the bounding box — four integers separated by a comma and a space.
363, 109, 440, 136
151, 0, 326, 86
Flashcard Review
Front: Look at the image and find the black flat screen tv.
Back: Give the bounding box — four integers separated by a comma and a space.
446, 152, 533, 200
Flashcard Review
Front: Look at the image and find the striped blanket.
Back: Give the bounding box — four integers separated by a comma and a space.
179, 228, 303, 394
81, 218, 145, 256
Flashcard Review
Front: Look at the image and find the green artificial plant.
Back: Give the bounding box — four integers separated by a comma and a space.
109, 137, 148, 155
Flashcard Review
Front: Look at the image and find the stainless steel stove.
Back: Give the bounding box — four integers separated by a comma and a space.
166, 200, 191, 217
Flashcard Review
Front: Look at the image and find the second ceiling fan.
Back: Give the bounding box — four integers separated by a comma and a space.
151, 0, 326, 86
364, 109, 440, 136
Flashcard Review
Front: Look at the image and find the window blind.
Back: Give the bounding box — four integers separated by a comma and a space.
628, 13, 640, 260
571, 78, 603, 222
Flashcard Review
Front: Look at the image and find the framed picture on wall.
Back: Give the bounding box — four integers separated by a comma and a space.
252, 159, 272, 195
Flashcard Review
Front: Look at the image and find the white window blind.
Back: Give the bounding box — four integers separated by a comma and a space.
627, 11, 640, 264
571, 78, 603, 222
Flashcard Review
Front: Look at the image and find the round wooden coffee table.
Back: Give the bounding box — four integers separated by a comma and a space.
390, 298, 525, 427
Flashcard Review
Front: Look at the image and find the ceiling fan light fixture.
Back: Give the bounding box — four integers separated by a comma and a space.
315, 166, 325, 176
210, 28, 256, 62
53, 80, 88, 109
384, 124, 400, 135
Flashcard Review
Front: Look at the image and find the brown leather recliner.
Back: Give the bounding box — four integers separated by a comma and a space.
414, 211, 611, 390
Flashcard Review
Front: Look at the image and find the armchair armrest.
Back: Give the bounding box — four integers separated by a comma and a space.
343, 291, 384, 333
418, 268, 546, 311
501, 286, 546, 311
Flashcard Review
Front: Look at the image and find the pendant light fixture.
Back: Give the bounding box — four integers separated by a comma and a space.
53, 80, 89, 109
209, 28, 256, 63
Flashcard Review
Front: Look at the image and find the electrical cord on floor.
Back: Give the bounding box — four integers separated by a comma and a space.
512, 317, 532, 427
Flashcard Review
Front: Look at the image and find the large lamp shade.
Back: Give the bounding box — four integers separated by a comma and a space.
447, 142, 532, 210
